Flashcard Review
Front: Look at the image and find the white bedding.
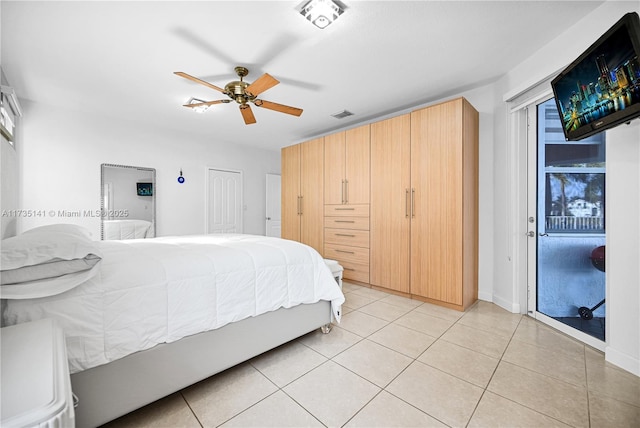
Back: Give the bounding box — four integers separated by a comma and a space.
103, 219, 154, 240
2, 234, 344, 374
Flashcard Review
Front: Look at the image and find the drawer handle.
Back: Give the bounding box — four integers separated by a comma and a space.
334, 220, 355, 223
336, 249, 355, 254
335, 207, 355, 211
343, 267, 356, 271
335, 233, 356, 237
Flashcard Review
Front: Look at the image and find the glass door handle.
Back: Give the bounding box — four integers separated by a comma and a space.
539, 233, 549, 237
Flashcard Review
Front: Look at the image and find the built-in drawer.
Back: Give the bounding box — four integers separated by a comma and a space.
324, 216, 369, 231
324, 244, 369, 265
324, 204, 369, 217
325, 228, 370, 248
340, 260, 370, 283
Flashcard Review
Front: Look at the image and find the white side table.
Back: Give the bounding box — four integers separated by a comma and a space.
1, 318, 75, 427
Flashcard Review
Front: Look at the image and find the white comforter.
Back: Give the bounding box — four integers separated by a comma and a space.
2, 234, 344, 374
103, 219, 154, 240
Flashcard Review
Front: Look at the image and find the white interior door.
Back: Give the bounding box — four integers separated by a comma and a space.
207, 168, 242, 234
265, 173, 281, 237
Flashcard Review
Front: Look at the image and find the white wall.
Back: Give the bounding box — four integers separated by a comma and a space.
18, 101, 280, 238
1, 137, 19, 238
606, 121, 640, 375
492, 1, 640, 375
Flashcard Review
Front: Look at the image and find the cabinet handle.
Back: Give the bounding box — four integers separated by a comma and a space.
405, 189, 409, 218
335, 207, 355, 211
336, 249, 355, 254
411, 188, 415, 218
343, 267, 356, 271
335, 233, 356, 237
341, 179, 345, 204
345, 179, 349, 204
300, 195, 303, 215
334, 220, 355, 223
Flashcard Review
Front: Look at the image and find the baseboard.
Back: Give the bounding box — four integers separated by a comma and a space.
478, 290, 493, 303
491, 293, 521, 314
605, 346, 640, 377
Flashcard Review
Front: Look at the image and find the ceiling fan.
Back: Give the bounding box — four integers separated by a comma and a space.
174, 66, 303, 125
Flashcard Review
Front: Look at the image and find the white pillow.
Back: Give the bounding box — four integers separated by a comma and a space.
22, 224, 93, 240
1, 254, 102, 285
1, 263, 101, 299
0, 225, 102, 295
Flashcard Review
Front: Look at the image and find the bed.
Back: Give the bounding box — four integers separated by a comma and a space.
0, 225, 344, 428
103, 219, 154, 240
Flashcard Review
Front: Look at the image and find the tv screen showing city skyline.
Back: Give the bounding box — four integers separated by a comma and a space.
552, 15, 640, 140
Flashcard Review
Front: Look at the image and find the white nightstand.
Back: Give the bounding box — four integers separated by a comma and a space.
1, 318, 75, 427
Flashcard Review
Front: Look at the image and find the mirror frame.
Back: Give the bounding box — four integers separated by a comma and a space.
100, 163, 156, 240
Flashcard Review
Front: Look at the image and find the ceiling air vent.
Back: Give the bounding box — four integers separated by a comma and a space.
331, 110, 354, 119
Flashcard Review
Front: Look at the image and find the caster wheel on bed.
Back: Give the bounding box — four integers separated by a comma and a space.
320, 323, 332, 334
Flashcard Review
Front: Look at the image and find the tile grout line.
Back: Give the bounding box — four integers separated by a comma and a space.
471, 314, 583, 427
583, 345, 592, 428
179, 391, 204, 428
463, 311, 524, 427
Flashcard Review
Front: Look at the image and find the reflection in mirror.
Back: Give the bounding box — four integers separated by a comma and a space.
101, 164, 156, 240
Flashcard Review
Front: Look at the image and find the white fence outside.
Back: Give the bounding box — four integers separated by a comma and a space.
546, 216, 604, 232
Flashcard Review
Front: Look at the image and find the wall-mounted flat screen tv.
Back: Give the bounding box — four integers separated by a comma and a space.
551, 12, 640, 141
136, 182, 153, 196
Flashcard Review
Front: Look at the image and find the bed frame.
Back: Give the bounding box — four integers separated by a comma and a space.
70, 300, 332, 428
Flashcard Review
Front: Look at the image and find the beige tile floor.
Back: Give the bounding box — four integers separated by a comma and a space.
103, 281, 640, 428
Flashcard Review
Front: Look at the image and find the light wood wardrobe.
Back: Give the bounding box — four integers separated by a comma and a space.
323, 125, 371, 283
282, 97, 478, 311
281, 137, 324, 256
370, 97, 478, 311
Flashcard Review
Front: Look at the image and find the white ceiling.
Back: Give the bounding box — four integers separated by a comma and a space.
2, 0, 606, 151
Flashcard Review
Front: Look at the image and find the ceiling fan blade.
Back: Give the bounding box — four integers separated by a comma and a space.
245, 73, 279, 97
254, 99, 303, 117
240, 104, 256, 125
174, 71, 225, 93
183, 100, 230, 108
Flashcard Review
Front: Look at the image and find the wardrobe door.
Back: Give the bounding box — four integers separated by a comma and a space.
370, 114, 411, 293
411, 99, 463, 305
281, 144, 301, 242
324, 132, 345, 205
300, 137, 325, 256
344, 125, 370, 205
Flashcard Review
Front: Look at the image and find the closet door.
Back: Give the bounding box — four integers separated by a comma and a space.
324, 132, 345, 205
370, 114, 411, 293
411, 100, 463, 305
344, 125, 370, 204
300, 137, 324, 255
281, 144, 301, 242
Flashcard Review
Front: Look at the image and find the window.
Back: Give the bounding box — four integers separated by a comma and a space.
0, 93, 16, 145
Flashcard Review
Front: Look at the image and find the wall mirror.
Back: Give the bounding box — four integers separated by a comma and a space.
101, 163, 156, 240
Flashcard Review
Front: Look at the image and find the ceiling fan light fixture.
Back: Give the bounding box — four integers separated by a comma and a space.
186, 97, 209, 113
299, 0, 345, 29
